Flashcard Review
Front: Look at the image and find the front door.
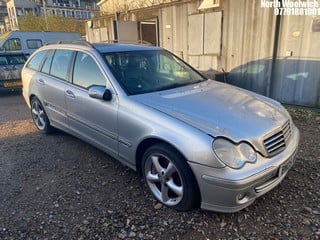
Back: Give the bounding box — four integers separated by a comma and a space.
65, 51, 118, 156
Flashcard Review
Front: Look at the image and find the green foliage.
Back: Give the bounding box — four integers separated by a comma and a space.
18, 15, 85, 35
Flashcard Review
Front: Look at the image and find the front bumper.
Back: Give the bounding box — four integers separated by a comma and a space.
189, 125, 300, 213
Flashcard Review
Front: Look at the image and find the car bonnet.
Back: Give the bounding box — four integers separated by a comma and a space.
132, 80, 289, 148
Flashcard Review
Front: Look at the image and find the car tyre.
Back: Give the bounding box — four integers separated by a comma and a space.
30, 97, 54, 134
142, 143, 200, 211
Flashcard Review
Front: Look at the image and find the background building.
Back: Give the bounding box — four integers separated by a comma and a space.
39, 0, 98, 19
7, 0, 38, 31
6, 0, 99, 31
0, 0, 8, 33
87, 0, 320, 108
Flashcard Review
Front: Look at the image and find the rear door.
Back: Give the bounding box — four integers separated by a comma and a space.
27, 49, 73, 129
65, 51, 119, 156
42, 49, 74, 128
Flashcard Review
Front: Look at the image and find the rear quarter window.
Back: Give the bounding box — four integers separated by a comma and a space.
26, 50, 47, 70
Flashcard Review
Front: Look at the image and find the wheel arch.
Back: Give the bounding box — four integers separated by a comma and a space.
136, 137, 191, 174
29, 94, 37, 104
135, 137, 201, 188
136, 137, 166, 175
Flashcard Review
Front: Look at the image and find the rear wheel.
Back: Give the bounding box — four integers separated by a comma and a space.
30, 97, 54, 134
142, 143, 200, 211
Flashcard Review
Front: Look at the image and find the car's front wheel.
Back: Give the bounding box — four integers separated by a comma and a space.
142, 143, 200, 211
30, 97, 54, 134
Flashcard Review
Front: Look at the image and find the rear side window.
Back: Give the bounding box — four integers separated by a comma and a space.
50, 49, 73, 81
26, 50, 47, 70
73, 52, 106, 88
27, 39, 43, 49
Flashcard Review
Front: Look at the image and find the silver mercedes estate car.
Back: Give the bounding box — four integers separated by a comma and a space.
22, 42, 299, 212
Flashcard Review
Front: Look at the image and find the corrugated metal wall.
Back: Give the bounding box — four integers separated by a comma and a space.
86, 0, 320, 107
271, 15, 320, 107
221, 0, 320, 107
222, 0, 276, 96
160, 2, 221, 71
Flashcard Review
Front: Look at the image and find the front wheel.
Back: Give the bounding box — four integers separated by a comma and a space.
30, 97, 54, 134
142, 143, 200, 211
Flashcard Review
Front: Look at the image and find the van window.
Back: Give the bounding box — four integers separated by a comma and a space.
0, 56, 8, 65
73, 52, 106, 88
50, 50, 73, 81
26, 50, 47, 70
7, 54, 26, 65
3, 38, 21, 51
27, 39, 43, 49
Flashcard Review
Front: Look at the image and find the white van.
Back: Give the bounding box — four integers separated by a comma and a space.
0, 31, 81, 57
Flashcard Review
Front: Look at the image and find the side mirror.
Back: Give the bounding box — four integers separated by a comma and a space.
88, 86, 112, 101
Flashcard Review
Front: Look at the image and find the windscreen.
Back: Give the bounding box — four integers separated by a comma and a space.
103, 50, 206, 95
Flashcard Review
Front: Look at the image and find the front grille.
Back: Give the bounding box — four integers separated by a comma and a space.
263, 121, 292, 156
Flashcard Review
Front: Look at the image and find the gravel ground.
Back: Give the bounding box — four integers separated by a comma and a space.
0, 92, 319, 240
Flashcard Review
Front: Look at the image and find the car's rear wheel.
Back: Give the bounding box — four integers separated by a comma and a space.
30, 97, 54, 134
142, 143, 200, 211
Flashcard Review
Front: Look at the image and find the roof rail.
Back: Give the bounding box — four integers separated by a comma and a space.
45, 39, 94, 48
99, 39, 154, 46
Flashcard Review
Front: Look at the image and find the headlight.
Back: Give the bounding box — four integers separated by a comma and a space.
212, 138, 257, 169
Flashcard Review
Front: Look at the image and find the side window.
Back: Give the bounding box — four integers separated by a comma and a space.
3, 38, 21, 51
27, 39, 43, 49
26, 50, 47, 70
41, 50, 54, 74
50, 49, 73, 80
73, 52, 106, 89
7, 55, 26, 65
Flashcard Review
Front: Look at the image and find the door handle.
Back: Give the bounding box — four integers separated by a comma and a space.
37, 78, 45, 85
65, 90, 75, 98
